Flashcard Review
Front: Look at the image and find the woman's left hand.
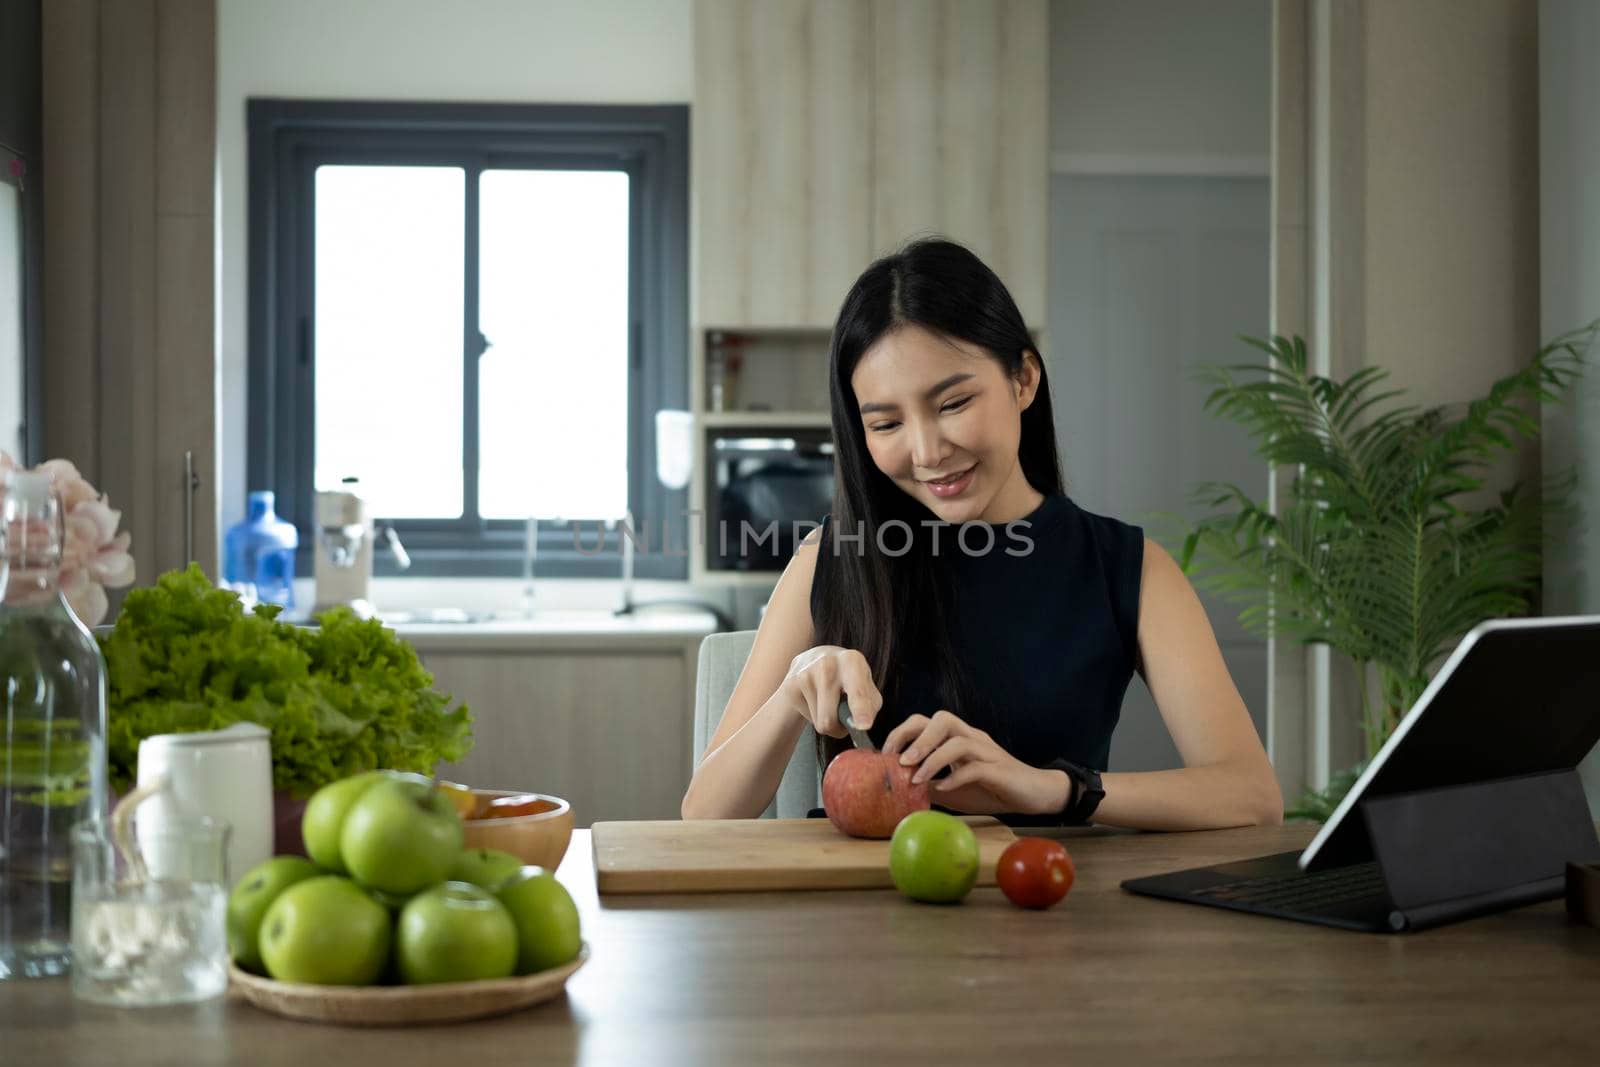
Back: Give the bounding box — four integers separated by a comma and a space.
881, 711, 1069, 817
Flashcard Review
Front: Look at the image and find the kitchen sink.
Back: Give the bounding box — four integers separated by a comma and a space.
377, 608, 496, 625
378, 607, 637, 626
376, 605, 729, 634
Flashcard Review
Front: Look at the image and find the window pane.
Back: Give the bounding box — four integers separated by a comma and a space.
314, 165, 464, 518
478, 169, 630, 520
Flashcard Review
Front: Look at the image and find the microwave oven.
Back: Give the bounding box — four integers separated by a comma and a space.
705, 428, 835, 572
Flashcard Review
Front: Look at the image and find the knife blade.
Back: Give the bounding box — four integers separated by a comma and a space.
837, 697, 877, 752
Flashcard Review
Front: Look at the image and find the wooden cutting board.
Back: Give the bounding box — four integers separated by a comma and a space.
591, 816, 1017, 894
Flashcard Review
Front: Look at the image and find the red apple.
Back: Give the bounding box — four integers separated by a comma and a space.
822, 749, 931, 839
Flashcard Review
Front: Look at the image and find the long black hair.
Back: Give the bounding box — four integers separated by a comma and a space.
812, 237, 1065, 769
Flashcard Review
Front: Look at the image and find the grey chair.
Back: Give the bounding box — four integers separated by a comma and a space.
692, 630, 821, 818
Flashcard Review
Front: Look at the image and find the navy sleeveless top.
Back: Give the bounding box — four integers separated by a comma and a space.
809, 493, 1145, 776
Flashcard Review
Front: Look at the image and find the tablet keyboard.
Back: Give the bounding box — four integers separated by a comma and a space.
1193, 861, 1387, 911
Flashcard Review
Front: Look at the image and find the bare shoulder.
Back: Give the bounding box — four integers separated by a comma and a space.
750, 529, 821, 661
1137, 535, 1224, 652
793, 524, 822, 578
698, 530, 820, 756
1141, 536, 1181, 584
783, 522, 824, 605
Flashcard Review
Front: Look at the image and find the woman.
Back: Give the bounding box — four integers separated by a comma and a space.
681, 238, 1282, 830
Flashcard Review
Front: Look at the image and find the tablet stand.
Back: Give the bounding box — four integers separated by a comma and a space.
1360, 769, 1600, 932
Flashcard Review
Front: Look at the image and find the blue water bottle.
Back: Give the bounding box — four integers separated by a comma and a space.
223, 490, 300, 609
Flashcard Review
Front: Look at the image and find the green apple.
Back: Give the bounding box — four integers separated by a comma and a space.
888, 810, 979, 904
368, 887, 416, 912
258, 875, 392, 985
227, 855, 321, 973
396, 881, 518, 985
448, 847, 525, 891
300, 771, 390, 872
496, 866, 582, 974
340, 777, 464, 895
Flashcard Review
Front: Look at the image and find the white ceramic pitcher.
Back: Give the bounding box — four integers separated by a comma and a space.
135, 722, 273, 884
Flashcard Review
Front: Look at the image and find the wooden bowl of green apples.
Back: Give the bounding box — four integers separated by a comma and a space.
227, 771, 586, 1026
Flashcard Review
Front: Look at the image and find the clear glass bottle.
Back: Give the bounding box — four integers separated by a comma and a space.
0, 469, 109, 979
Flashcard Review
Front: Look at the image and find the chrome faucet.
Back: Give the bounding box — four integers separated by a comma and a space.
522, 513, 634, 619
522, 516, 538, 618
380, 524, 411, 571
616, 510, 636, 616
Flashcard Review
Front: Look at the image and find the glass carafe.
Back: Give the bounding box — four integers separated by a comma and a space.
0, 469, 110, 979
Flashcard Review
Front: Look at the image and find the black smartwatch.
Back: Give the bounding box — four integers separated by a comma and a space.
1046, 758, 1104, 826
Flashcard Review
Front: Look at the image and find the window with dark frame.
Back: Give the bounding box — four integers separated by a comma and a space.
247, 100, 689, 580
1, 142, 29, 465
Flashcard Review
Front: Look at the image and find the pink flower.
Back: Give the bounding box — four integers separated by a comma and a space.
60, 565, 108, 630
38, 458, 99, 511
2, 450, 135, 627
91, 531, 136, 587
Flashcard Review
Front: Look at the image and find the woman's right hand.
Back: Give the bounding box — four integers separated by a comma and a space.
779, 646, 883, 738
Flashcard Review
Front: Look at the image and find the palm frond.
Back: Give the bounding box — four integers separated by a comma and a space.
1179, 321, 1598, 759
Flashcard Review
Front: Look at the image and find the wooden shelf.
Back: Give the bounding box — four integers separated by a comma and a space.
700, 325, 832, 339
701, 410, 831, 430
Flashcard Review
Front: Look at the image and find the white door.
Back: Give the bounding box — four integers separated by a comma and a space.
1048, 174, 1270, 772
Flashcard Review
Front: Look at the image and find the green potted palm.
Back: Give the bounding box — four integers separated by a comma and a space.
1175, 322, 1598, 819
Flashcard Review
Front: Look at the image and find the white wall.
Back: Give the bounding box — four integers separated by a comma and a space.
1539, 0, 1600, 815
1050, 0, 1270, 168
216, 0, 693, 535
1046, 0, 1271, 776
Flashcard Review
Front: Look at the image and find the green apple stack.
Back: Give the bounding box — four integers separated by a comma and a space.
226, 769, 583, 987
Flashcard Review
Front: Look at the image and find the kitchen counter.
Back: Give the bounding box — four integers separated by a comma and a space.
393, 610, 718, 824
5, 822, 1597, 1065
387, 608, 720, 653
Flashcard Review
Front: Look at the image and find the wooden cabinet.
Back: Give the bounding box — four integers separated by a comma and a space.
42, 0, 218, 578
414, 634, 705, 827
693, 0, 1048, 330
870, 0, 1049, 326
694, 0, 872, 328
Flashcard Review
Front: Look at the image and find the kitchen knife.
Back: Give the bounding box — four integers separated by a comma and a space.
837, 697, 877, 752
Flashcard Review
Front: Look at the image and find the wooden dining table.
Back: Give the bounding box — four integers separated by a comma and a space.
4, 821, 1598, 1066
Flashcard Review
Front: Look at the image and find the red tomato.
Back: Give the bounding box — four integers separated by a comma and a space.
996, 837, 1075, 909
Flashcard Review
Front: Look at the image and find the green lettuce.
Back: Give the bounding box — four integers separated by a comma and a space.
100, 565, 473, 797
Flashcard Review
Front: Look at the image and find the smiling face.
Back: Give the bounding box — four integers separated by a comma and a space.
850, 324, 1044, 524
